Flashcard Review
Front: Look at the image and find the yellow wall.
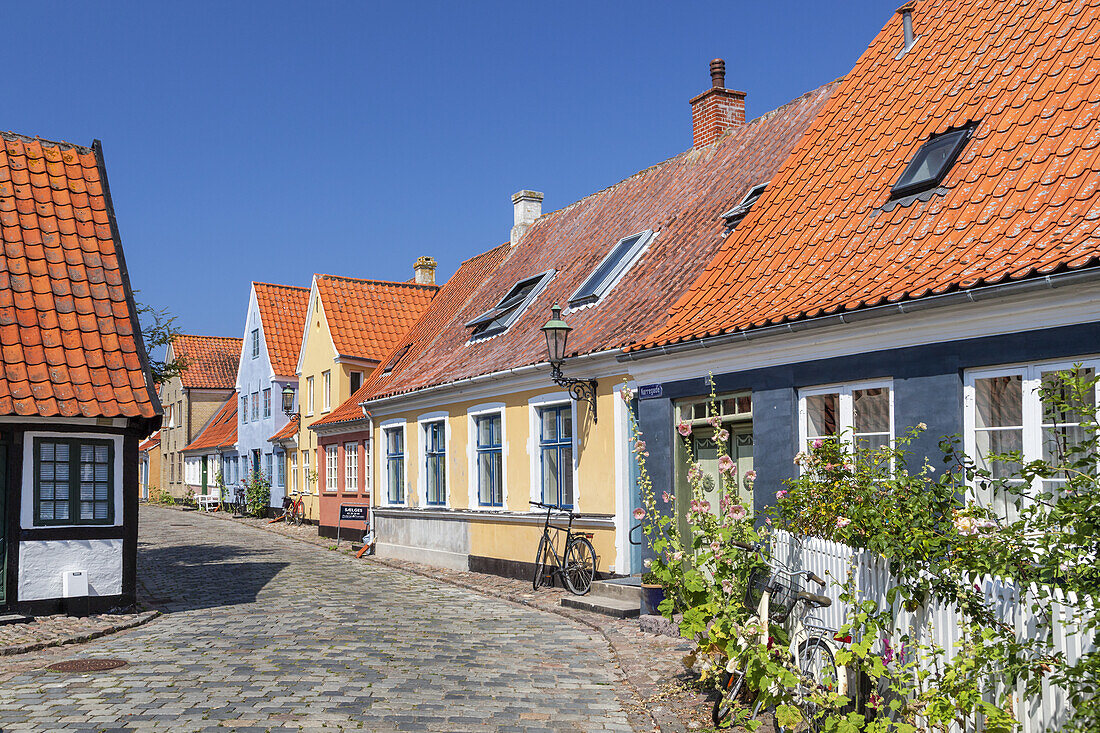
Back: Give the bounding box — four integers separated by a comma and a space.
374, 375, 626, 567
294, 291, 373, 520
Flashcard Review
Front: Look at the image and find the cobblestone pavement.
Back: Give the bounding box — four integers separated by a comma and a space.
0, 507, 639, 732
0, 609, 159, 656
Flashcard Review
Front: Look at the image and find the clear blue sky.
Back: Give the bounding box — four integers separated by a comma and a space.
6, 1, 891, 341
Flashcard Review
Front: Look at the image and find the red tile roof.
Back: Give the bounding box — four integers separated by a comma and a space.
254, 282, 309, 379
173, 334, 242, 390
0, 133, 159, 420
182, 392, 238, 452
139, 430, 160, 452
269, 417, 299, 442
635, 0, 1100, 351
352, 81, 839, 402
311, 243, 511, 429
314, 275, 438, 362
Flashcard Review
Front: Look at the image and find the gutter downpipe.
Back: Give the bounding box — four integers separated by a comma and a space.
618, 267, 1100, 363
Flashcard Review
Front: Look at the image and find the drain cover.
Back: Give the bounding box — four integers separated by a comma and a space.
47, 658, 128, 673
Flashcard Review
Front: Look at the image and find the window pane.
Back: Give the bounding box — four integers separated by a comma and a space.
541, 409, 557, 440
560, 445, 573, 506
542, 448, 558, 504
1042, 425, 1089, 467
805, 394, 839, 437
853, 388, 890, 434
975, 428, 1023, 478
560, 409, 572, 441
1041, 369, 1096, 424
975, 375, 1022, 429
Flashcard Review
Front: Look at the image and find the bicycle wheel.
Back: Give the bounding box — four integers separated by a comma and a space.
291, 500, 305, 526
712, 669, 761, 728
796, 638, 840, 731
563, 536, 596, 595
532, 534, 553, 590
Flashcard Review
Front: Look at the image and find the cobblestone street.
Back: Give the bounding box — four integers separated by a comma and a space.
0, 507, 639, 732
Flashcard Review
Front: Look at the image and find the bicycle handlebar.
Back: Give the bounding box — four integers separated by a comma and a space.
805, 571, 826, 587
530, 500, 577, 515
730, 540, 756, 551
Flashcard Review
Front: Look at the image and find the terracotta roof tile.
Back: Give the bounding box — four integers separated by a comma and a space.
314, 276, 437, 362
269, 417, 299, 442
0, 132, 159, 419
173, 334, 242, 390
311, 244, 510, 429
139, 430, 160, 452
635, 0, 1100, 350
182, 392, 238, 452
351, 81, 840, 402
254, 282, 309, 378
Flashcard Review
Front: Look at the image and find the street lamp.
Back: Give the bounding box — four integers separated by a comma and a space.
281, 384, 297, 418
541, 304, 598, 423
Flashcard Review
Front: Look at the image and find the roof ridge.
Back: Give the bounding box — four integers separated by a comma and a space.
1, 131, 92, 153
253, 281, 310, 291
175, 334, 244, 342
315, 273, 439, 291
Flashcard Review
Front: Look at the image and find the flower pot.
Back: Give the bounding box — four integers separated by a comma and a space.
640, 583, 665, 616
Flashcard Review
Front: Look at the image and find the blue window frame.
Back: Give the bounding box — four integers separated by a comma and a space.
385, 427, 405, 504
475, 414, 503, 506
424, 421, 446, 505
539, 405, 573, 507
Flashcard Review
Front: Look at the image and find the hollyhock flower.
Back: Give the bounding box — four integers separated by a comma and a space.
633, 440, 647, 454
715, 428, 730, 442
743, 470, 757, 486
677, 421, 692, 437
701, 500, 711, 512
620, 387, 635, 403
776, 490, 789, 501
707, 415, 721, 429
722, 579, 734, 595
718, 455, 736, 476
661, 491, 673, 504
917, 422, 927, 431
812, 438, 824, 449
954, 516, 977, 536
633, 507, 645, 521
710, 540, 721, 552
728, 504, 747, 521
672, 551, 684, 562
836, 516, 851, 529
687, 464, 703, 482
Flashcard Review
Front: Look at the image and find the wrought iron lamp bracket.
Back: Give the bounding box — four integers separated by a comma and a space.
550, 365, 598, 424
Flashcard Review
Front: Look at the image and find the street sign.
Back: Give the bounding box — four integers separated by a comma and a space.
638, 384, 664, 400
340, 504, 369, 522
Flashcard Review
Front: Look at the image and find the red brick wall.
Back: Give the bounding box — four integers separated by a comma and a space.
691, 88, 746, 148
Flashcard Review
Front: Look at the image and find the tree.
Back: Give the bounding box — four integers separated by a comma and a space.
135, 297, 188, 385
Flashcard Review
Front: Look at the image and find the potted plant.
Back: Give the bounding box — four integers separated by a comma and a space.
640, 571, 665, 616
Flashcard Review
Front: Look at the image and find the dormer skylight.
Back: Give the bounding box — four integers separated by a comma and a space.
890, 124, 976, 199
381, 343, 411, 375
568, 230, 654, 308
466, 270, 555, 339
721, 183, 768, 228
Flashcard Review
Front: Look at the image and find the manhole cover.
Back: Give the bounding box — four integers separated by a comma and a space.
47, 658, 128, 673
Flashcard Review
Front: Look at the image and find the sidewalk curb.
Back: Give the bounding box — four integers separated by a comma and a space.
0, 609, 161, 657
162, 504, 667, 733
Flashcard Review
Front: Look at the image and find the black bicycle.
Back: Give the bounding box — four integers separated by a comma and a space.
530, 501, 597, 595
233, 485, 248, 517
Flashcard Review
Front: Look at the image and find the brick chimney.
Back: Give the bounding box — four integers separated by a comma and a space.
690, 59, 746, 149
511, 190, 543, 245
414, 256, 436, 285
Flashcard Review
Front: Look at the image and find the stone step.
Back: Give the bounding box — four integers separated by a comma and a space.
560, 594, 640, 618
0, 613, 31, 626
589, 577, 642, 603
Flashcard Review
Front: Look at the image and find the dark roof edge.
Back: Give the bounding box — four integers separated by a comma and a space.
3, 131, 92, 153
621, 266, 1100, 362
93, 139, 163, 430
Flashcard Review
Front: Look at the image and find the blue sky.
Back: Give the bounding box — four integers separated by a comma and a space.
6, 1, 891, 340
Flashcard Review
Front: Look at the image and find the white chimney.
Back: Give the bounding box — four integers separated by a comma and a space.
511, 190, 544, 245
414, 256, 436, 285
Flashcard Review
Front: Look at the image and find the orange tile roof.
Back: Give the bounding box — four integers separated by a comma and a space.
348, 81, 839, 403
173, 334, 242, 390
139, 430, 160, 452
269, 417, 299, 442
254, 282, 309, 378
182, 392, 238, 452
311, 244, 511, 429
635, 0, 1100, 351
0, 133, 159, 420
314, 275, 438, 362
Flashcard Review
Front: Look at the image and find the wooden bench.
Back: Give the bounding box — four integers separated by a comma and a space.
195, 493, 220, 511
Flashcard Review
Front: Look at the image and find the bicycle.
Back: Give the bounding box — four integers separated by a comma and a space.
712, 539, 853, 730
530, 501, 597, 595
233, 485, 248, 517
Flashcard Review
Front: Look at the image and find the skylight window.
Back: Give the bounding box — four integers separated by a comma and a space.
721, 183, 768, 227
381, 343, 411, 375
466, 270, 555, 338
568, 230, 654, 308
891, 124, 976, 199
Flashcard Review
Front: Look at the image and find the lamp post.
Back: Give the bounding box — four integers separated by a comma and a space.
281, 384, 297, 419
541, 304, 598, 423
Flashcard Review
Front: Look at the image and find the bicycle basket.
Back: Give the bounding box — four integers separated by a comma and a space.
743, 566, 802, 623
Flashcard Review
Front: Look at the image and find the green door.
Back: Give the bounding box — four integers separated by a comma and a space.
0, 442, 7, 607
201, 457, 208, 492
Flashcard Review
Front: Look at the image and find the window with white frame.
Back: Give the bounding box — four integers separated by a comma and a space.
276, 451, 285, 488
475, 413, 503, 506
799, 381, 894, 454
539, 405, 573, 507
363, 439, 372, 494
251, 391, 259, 422
345, 442, 358, 492
264, 453, 273, 480
385, 427, 405, 504
306, 376, 315, 415
241, 395, 248, 424
966, 359, 1099, 496
325, 445, 338, 492
302, 450, 311, 492
322, 371, 331, 412
251, 328, 260, 358
350, 371, 363, 394
423, 421, 446, 505
291, 451, 298, 492
263, 389, 271, 419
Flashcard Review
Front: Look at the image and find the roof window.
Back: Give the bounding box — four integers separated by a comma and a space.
568, 230, 654, 308
466, 270, 555, 338
721, 183, 767, 227
381, 344, 411, 375
891, 124, 976, 199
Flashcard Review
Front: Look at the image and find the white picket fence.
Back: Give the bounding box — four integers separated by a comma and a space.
771, 530, 1095, 732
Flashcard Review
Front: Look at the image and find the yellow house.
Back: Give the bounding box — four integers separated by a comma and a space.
290, 267, 437, 523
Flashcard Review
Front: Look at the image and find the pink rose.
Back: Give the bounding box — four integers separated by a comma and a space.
776, 490, 789, 501
633, 507, 645, 521
836, 516, 851, 529
812, 438, 824, 449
